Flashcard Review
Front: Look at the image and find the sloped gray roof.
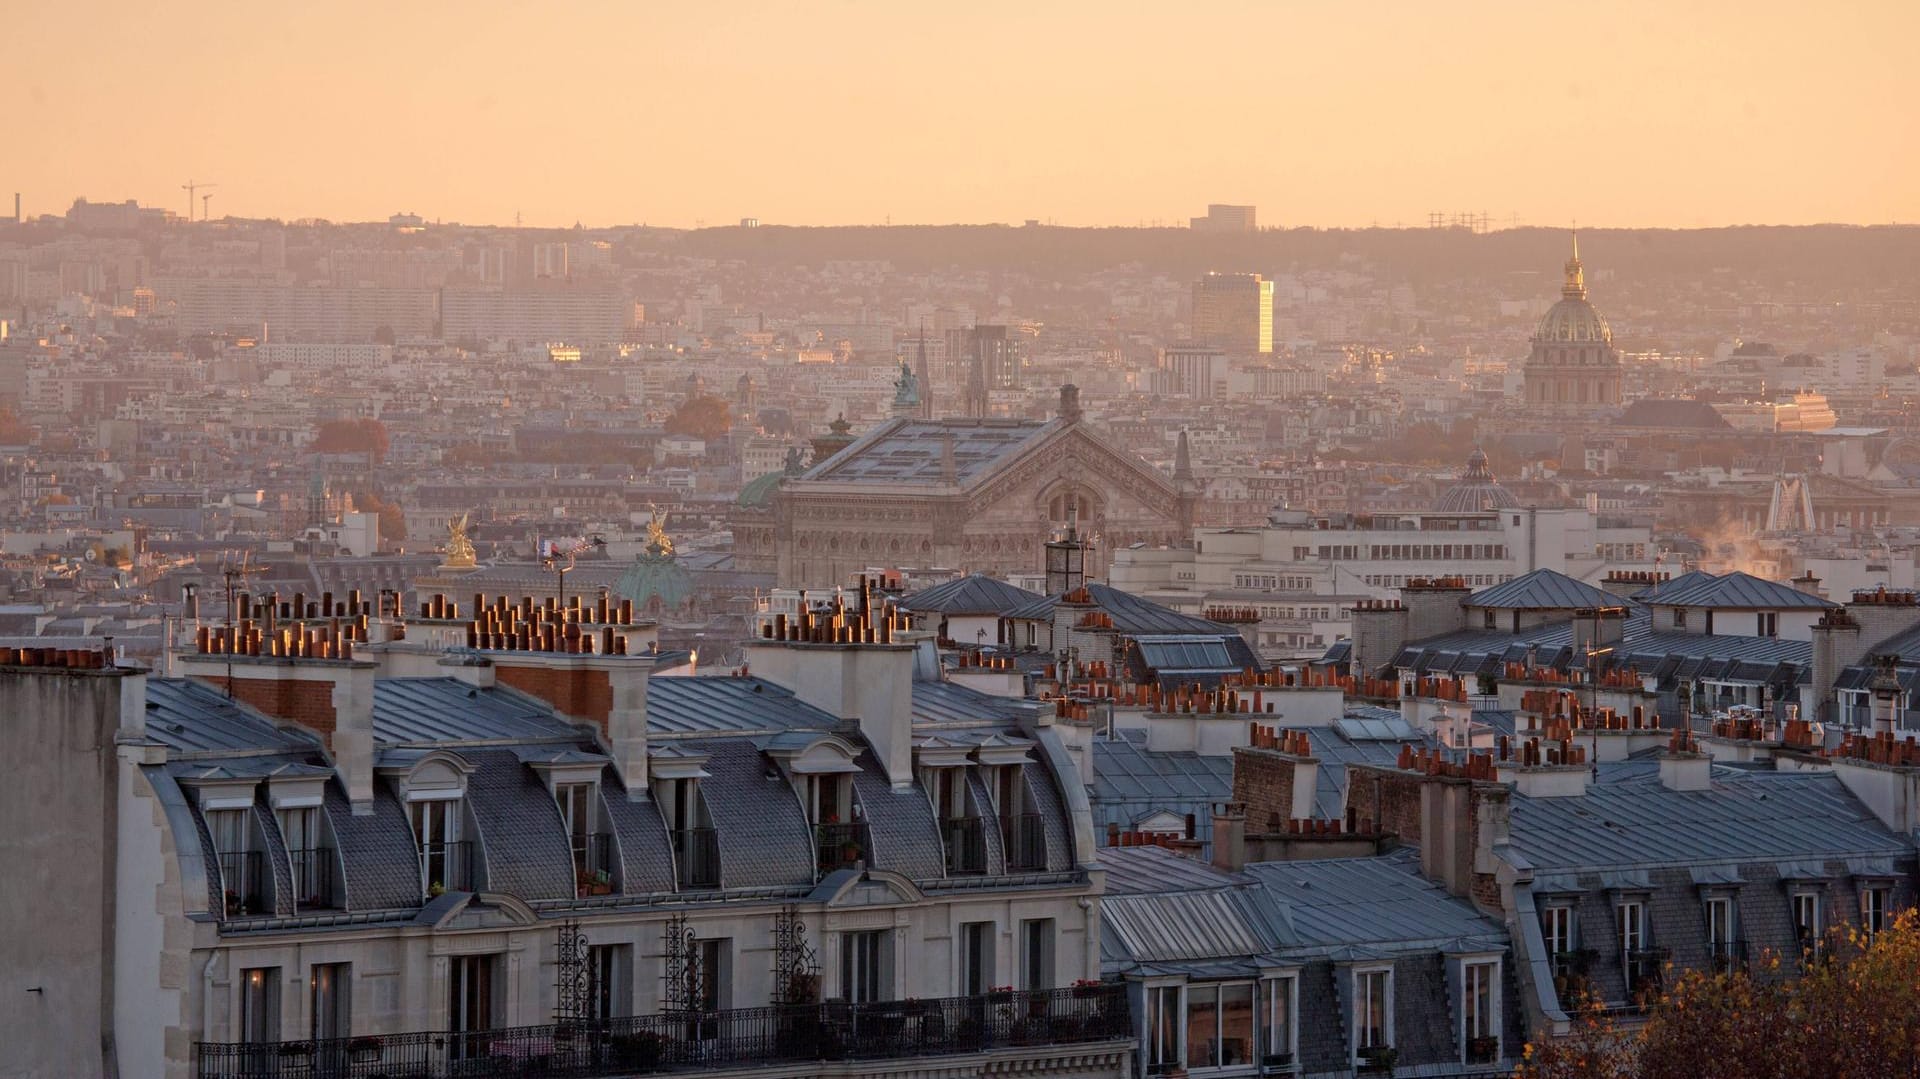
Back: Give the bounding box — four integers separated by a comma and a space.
1243, 850, 1508, 953
801, 417, 1054, 487
901, 574, 1042, 615
372, 678, 583, 745
1508, 770, 1913, 872
647, 675, 842, 735
145, 678, 321, 755
1619, 398, 1732, 429
1638, 570, 1836, 610
1004, 582, 1239, 636
1468, 569, 1622, 611
911, 680, 1034, 725
1391, 611, 1812, 686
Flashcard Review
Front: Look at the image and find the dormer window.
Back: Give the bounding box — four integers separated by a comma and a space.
1672, 608, 1688, 629
759, 733, 865, 878
268, 771, 332, 910
206, 807, 263, 918
555, 781, 615, 897
651, 756, 718, 890
409, 798, 467, 897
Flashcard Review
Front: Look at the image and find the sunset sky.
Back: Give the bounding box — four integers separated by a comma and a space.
14, 0, 1918, 229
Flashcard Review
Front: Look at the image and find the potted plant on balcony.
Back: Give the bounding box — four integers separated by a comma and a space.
427, 881, 446, 899
986, 984, 1014, 1003
346, 1035, 382, 1063
1357, 1045, 1397, 1074
1467, 1035, 1499, 1063
276, 1040, 314, 1059
1071, 977, 1104, 999
608, 1031, 664, 1070
788, 971, 822, 1004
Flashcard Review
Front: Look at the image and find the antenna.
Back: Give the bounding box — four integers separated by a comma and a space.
181, 179, 218, 222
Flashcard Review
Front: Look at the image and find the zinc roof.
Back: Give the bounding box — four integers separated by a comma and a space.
646, 674, 843, 735
1508, 770, 1913, 872
801, 418, 1053, 487
371, 678, 582, 745
900, 574, 1042, 616
910, 679, 1034, 726
1242, 851, 1508, 953
144, 677, 320, 755
1638, 571, 1836, 610
1467, 569, 1624, 611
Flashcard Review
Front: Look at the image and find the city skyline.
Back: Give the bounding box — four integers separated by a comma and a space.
12, 0, 1920, 230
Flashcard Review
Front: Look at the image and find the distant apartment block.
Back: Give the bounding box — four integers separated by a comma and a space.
440, 285, 639, 345
1190, 203, 1257, 232
172, 281, 437, 341
1192, 272, 1274, 355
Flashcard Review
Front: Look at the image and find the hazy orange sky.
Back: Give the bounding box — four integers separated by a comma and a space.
13, 0, 1918, 229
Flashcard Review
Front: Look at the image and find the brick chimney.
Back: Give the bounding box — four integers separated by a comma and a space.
1493, 736, 1590, 799
176, 618, 378, 812
1210, 801, 1247, 872
742, 579, 917, 787
1232, 725, 1320, 830
1401, 577, 1471, 641
1348, 598, 1408, 679
1657, 728, 1712, 792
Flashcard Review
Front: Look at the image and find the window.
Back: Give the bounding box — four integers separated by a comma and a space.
1463, 961, 1497, 1060
1705, 896, 1734, 958
1618, 899, 1646, 958
1262, 976, 1296, 1066
588, 944, 633, 1020
1020, 919, 1055, 990
240, 967, 281, 1044
1184, 982, 1254, 1069
448, 955, 497, 1059
557, 782, 595, 849
1863, 886, 1891, 938
1355, 968, 1392, 1054
210, 808, 261, 916
1793, 892, 1822, 953
1673, 609, 1688, 628
409, 798, 465, 894
959, 922, 994, 996
840, 930, 888, 1004
1146, 985, 1181, 1073
1757, 612, 1778, 637
695, 939, 730, 1013
1542, 905, 1574, 957
310, 963, 349, 1041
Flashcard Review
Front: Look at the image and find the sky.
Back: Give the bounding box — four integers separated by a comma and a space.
11, 0, 1919, 230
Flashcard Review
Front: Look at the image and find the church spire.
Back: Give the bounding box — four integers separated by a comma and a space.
1562, 228, 1586, 299
1173, 429, 1194, 488
915, 321, 933, 419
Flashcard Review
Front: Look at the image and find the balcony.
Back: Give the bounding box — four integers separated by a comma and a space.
193, 983, 1133, 1079
1002, 813, 1046, 871
1550, 948, 1596, 1002
285, 847, 337, 911
573, 833, 617, 897
1625, 947, 1671, 999
419, 840, 474, 897
814, 821, 869, 877
1709, 938, 1750, 974
943, 817, 987, 876
216, 850, 265, 918
671, 827, 720, 890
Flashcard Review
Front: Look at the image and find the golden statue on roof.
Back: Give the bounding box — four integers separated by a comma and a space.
645, 505, 675, 557
443, 512, 477, 569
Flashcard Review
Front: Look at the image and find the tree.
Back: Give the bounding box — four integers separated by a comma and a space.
350, 490, 407, 542
372, 324, 396, 345
312, 418, 389, 462
1520, 912, 1920, 1079
664, 395, 733, 441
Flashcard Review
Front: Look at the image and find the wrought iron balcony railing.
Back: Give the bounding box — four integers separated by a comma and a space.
814, 821, 869, 877
943, 816, 988, 876
285, 847, 337, 911
216, 850, 265, 919
671, 827, 720, 890
418, 839, 474, 897
193, 982, 1133, 1079
1001, 813, 1046, 871
573, 833, 617, 897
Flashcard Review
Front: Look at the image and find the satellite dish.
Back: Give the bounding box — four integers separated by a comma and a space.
84, 548, 98, 561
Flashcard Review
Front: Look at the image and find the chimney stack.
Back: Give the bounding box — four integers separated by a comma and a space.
1657, 728, 1713, 792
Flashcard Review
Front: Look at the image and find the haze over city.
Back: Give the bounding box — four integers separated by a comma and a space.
11, 6, 1920, 1079
12, 0, 1920, 229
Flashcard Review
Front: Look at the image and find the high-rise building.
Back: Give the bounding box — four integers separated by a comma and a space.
1191, 272, 1274, 355
1190, 204, 1257, 232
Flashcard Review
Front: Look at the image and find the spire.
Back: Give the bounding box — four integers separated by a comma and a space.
1173, 429, 1194, 487
1562, 227, 1586, 299
965, 348, 987, 418
914, 321, 933, 419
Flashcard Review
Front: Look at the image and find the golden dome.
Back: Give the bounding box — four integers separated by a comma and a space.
1534, 231, 1612, 344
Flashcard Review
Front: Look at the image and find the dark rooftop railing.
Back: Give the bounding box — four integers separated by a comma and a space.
573, 833, 616, 897
217, 850, 266, 919
814, 821, 869, 877
193, 982, 1131, 1079
943, 817, 988, 876
671, 827, 720, 890
286, 847, 337, 911
1002, 813, 1046, 871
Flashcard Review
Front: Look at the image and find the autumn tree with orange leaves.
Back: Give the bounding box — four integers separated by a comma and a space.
1520, 910, 1920, 1079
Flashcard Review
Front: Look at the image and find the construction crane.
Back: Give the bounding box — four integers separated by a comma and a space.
201, 193, 214, 222
181, 179, 218, 221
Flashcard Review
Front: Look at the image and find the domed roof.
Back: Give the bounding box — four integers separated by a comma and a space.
1533, 232, 1612, 344
1435, 448, 1520, 512
737, 469, 785, 508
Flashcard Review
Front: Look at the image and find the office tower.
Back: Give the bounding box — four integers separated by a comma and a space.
1191, 272, 1274, 355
